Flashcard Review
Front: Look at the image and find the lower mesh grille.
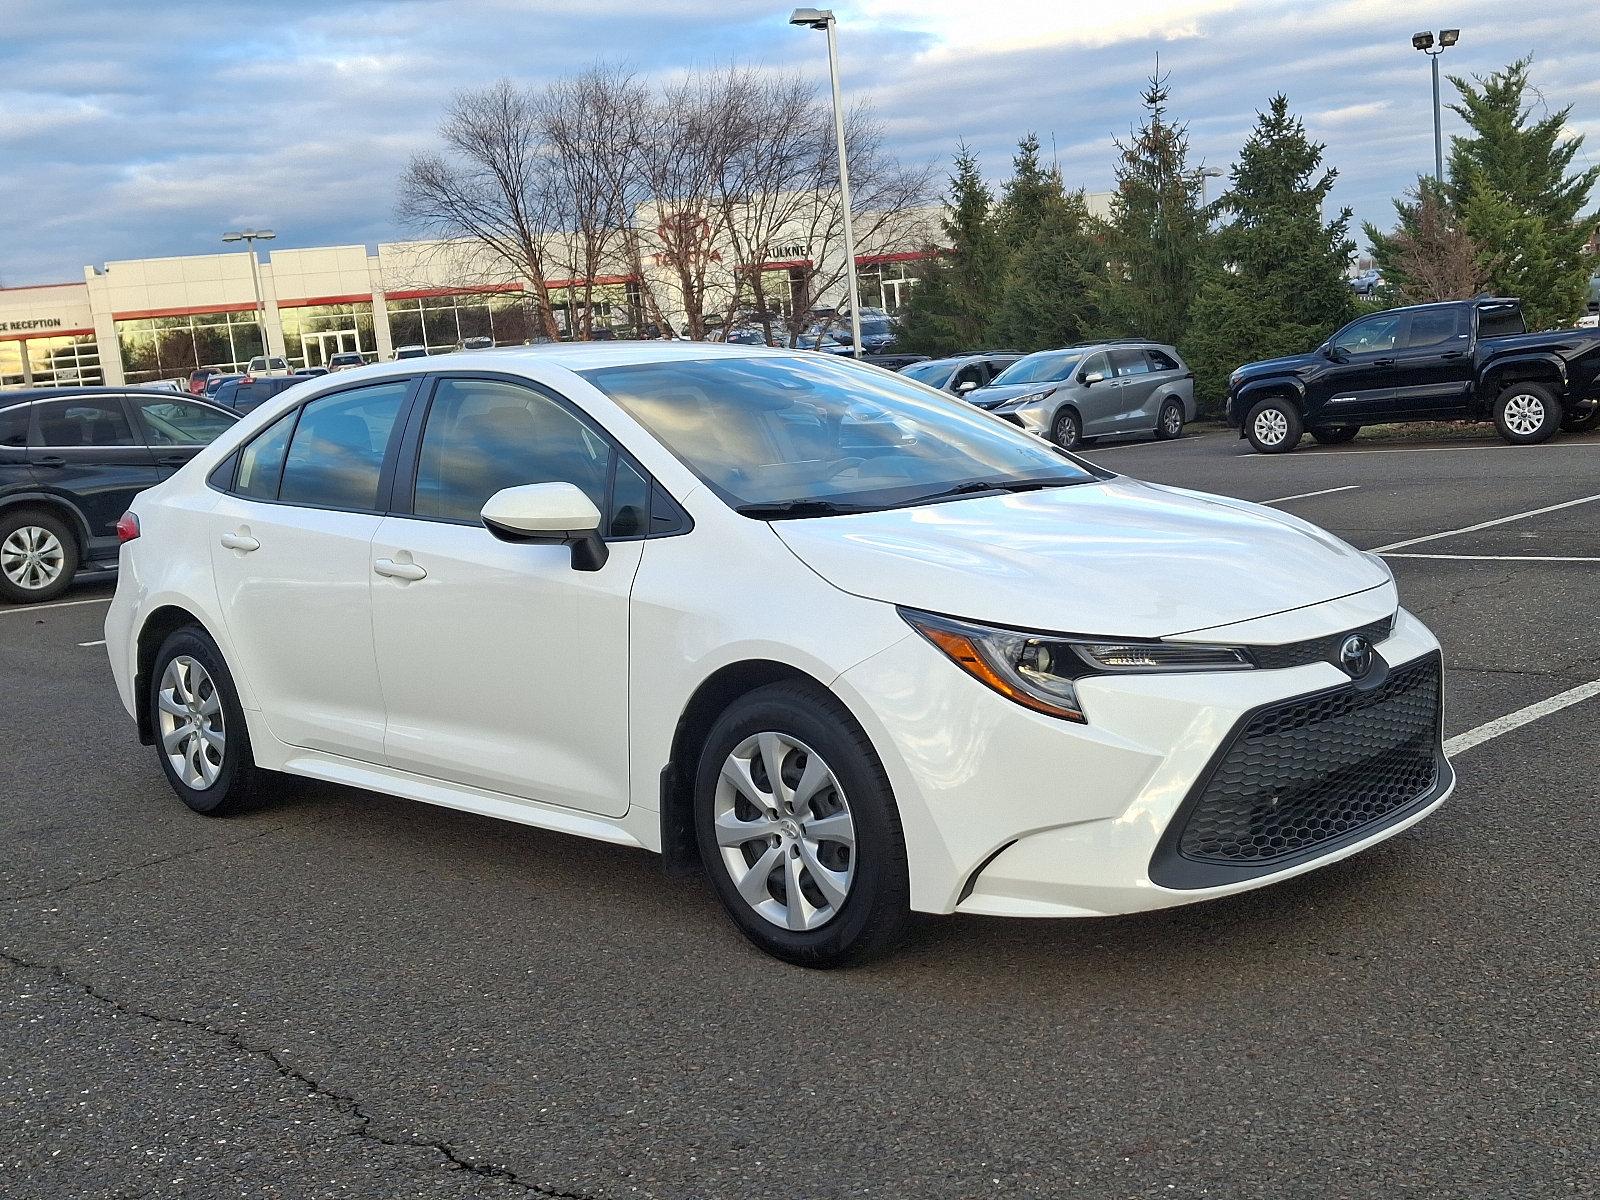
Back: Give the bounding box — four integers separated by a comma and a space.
1157, 656, 1443, 882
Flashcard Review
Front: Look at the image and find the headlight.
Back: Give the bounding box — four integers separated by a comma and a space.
998, 387, 1056, 410
900, 609, 1253, 723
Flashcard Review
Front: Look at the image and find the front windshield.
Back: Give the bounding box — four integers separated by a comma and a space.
899, 360, 955, 387
581, 354, 1100, 514
991, 351, 1081, 386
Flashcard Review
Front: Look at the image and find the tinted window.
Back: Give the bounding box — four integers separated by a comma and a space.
1405, 308, 1468, 350
134, 398, 236, 445
1478, 304, 1525, 339
34, 398, 136, 447
1110, 348, 1151, 376
610, 456, 651, 538
0, 404, 28, 448
1080, 353, 1110, 381
952, 363, 986, 389
581, 355, 1096, 512
1333, 314, 1403, 356
900, 361, 955, 387
991, 351, 1081, 386
414, 379, 611, 523
1146, 349, 1180, 372
278, 382, 407, 510
235, 409, 297, 500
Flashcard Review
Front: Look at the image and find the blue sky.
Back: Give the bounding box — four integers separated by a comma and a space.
2, 0, 1596, 286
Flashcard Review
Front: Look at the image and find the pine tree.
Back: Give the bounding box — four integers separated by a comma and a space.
994, 190, 1104, 351
898, 144, 1006, 354
1094, 69, 1209, 348
1368, 58, 1598, 328
995, 134, 1061, 253
1187, 95, 1356, 410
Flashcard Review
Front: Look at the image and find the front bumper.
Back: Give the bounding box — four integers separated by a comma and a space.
834, 601, 1451, 917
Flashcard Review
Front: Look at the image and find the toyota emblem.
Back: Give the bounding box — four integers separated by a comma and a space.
1339, 634, 1374, 678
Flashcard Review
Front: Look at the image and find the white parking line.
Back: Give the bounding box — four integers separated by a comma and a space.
1383, 553, 1600, 563
1445, 679, 1600, 757
0, 596, 113, 616
1369, 492, 1600, 554
1261, 485, 1361, 505
1239, 442, 1600, 458
78, 639, 106, 647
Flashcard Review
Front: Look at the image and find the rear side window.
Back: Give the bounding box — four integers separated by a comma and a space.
134, 398, 236, 445
278, 382, 408, 511
413, 378, 612, 522
33, 398, 136, 447
1405, 308, 1468, 350
1110, 348, 1151, 377
235, 409, 297, 500
0, 404, 28, 448
1145, 349, 1180, 372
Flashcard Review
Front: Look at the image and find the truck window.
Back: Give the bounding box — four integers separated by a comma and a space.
1404, 308, 1468, 350
1332, 314, 1403, 356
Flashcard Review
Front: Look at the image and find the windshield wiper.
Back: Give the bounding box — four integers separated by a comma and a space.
735, 498, 872, 520
906, 478, 1089, 506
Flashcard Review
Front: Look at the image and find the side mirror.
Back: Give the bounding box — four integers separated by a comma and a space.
1324, 343, 1349, 363
481, 482, 609, 572
955, 379, 978, 394
1081, 370, 1106, 386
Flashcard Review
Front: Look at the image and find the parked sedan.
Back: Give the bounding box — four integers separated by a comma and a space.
0, 388, 236, 603
968, 341, 1197, 448
107, 344, 1451, 965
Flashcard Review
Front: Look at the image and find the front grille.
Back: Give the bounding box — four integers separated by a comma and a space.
1250, 616, 1395, 670
1150, 655, 1444, 888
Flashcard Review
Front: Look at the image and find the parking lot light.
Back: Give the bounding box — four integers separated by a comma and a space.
222, 228, 276, 365
1412, 30, 1460, 180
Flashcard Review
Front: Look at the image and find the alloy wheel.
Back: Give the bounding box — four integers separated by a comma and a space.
713, 732, 856, 931
1503, 394, 1546, 436
157, 655, 226, 789
1253, 408, 1288, 447
0, 525, 65, 592
1162, 405, 1183, 436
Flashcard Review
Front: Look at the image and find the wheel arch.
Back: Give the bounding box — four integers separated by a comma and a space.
1233, 379, 1305, 437
133, 603, 228, 746
0, 491, 92, 555
1481, 356, 1568, 400
657, 658, 839, 877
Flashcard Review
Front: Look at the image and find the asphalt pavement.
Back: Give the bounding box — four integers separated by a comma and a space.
2, 422, 1596, 1198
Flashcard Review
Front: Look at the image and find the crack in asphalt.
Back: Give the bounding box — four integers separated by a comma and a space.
0, 824, 290, 904
0, 948, 598, 1200
1410, 569, 1519, 618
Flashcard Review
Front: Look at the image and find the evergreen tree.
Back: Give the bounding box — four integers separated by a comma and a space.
1187, 95, 1356, 410
1094, 69, 1209, 347
994, 189, 1104, 351
898, 144, 1006, 354
1368, 58, 1597, 328
995, 133, 1061, 253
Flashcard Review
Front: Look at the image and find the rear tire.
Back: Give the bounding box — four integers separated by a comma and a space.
148, 627, 271, 816
1244, 398, 1303, 454
693, 681, 911, 967
1050, 407, 1083, 451
1156, 399, 1185, 440
1310, 425, 1359, 445
0, 507, 78, 604
1560, 401, 1600, 433
1493, 382, 1562, 445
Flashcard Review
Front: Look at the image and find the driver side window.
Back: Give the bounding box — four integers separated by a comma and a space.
1332, 315, 1403, 357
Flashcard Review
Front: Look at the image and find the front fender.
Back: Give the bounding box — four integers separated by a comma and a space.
1230, 376, 1307, 431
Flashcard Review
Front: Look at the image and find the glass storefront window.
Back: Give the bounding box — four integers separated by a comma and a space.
386, 291, 535, 352
0, 335, 103, 388
116, 311, 265, 384
279, 302, 376, 368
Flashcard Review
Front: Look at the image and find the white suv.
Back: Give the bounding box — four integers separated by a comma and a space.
104, 344, 1452, 965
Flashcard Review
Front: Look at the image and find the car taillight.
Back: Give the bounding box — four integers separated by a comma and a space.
116, 512, 140, 543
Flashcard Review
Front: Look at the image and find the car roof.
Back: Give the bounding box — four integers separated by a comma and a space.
0, 385, 204, 403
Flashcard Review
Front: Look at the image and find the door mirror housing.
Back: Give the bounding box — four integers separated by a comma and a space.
481, 482, 609, 571
1081, 370, 1106, 386
954, 379, 978, 394
1322, 342, 1348, 363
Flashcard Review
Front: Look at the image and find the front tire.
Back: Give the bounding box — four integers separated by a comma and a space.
148, 627, 270, 816
1156, 399, 1185, 440
1244, 398, 1303, 454
1494, 382, 1562, 445
693, 681, 911, 967
0, 507, 78, 604
1050, 407, 1083, 450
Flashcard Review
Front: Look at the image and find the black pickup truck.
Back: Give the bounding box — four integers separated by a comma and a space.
1225, 298, 1600, 453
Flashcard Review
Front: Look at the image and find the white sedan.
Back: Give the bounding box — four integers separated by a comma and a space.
105, 344, 1454, 965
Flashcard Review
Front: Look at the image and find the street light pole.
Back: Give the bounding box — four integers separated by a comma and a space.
1412, 29, 1459, 181
790, 8, 863, 359
222, 228, 276, 365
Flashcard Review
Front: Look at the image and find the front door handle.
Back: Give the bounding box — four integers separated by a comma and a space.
220, 532, 260, 552
35, 455, 65, 468
1373, 357, 1396, 366
374, 557, 427, 582
158, 453, 189, 467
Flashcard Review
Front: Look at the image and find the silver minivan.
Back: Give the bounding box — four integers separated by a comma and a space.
966, 341, 1196, 449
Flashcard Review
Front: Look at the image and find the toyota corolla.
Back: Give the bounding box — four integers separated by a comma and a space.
105, 344, 1453, 965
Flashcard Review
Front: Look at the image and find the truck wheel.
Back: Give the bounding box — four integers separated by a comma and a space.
1310, 426, 1358, 445
1244, 398, 1303, 454
1560, 401, 1600, 434
1493, 383, 1562, 445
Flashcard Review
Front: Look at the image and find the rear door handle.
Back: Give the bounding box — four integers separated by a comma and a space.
1440, 350, 1464, 360
219, 532, 260, 552
374, 557, 427, 582
1373, 358, 1396, 366
35, 455, 65, 468
158, 453, 189, 467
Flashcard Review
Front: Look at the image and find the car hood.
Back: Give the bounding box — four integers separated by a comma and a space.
1233, 352, 1318, 382
770, 477, 1390, 638
965, 381, 1064, 408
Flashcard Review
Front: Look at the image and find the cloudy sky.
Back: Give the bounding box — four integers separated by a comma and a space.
2, 0, 1596, 286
